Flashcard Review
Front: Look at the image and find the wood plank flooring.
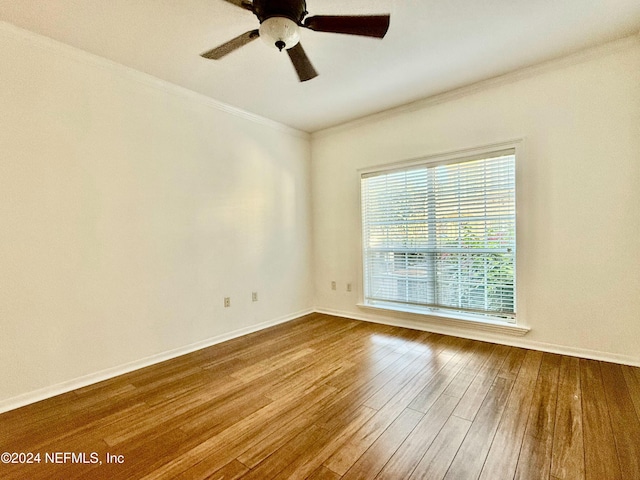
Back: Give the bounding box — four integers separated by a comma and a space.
1, 313, 639, 479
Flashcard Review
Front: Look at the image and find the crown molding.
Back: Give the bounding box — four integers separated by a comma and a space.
0, 20, 309, 140
312, 32, 640, 139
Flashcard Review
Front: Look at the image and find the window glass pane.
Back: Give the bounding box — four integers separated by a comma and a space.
361, 152, 516, 321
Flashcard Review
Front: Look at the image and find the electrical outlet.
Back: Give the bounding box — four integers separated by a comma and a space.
224, 297, 230, 308
252, 292, 258, 302
347, 283, 352, 292
331, 281, 336, 291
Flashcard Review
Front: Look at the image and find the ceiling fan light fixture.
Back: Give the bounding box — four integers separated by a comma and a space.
259, 16, 300, 51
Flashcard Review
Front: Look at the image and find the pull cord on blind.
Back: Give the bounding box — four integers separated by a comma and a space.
361, 152, 516, 321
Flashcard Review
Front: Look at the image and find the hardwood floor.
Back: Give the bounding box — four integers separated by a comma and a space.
1, 313, 639, 479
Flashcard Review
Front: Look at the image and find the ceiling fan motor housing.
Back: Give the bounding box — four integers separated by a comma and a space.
253, 0, 308, 24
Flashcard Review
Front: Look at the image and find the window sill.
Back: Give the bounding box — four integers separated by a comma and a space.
357, 302, 530, 337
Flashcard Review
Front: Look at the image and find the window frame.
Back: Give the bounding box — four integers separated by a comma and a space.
357, 140, 526, 329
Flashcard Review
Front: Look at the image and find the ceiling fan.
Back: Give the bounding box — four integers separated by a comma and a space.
201, 0, 391, 82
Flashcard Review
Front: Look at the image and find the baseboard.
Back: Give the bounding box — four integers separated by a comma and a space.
3, 304, 637, 414
0, 308, 313, 414
314, 307, 640, 368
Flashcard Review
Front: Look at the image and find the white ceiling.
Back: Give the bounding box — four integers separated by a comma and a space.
1, 0, 639, 132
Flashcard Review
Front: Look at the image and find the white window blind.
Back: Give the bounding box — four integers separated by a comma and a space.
361, 151, 516, 321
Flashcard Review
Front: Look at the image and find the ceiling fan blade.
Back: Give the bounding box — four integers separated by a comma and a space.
201, 29, 259, 59
303, 15, 390, 38
220, 0, 253, 11
286, 43, 318, 82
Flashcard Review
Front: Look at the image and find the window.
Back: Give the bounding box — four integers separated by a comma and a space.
361, 149, 516, 323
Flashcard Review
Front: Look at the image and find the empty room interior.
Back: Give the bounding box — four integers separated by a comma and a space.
1, 1, 640, 479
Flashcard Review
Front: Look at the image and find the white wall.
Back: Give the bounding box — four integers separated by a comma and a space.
0, 24, 313, 409
311, 38, 640, 365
